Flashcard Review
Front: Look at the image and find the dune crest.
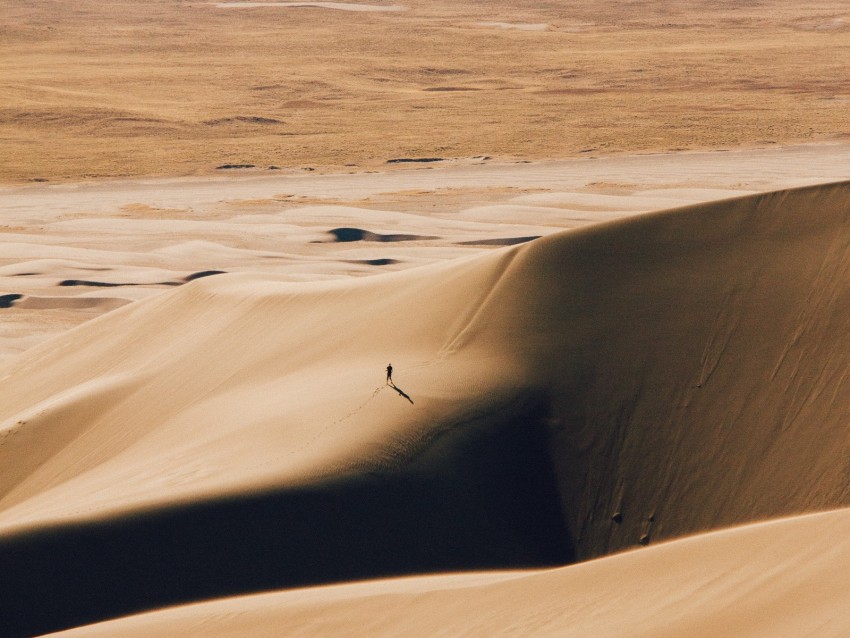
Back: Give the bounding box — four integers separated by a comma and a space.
461, 180, 850, 556
2, 182, 850, 635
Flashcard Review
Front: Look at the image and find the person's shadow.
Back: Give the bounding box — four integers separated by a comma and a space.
388, 381, 414, 404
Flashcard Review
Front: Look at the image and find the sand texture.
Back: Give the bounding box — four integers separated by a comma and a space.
4, 0, 850, 634
2, 0, 849, 183
46, 508, 850, 637
3, 145, 848, 365
2, 167, 850, 635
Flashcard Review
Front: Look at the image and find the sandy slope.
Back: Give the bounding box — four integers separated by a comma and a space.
48, 507, 850, 637
3, 144, 848, 364
2, 180, 850, 635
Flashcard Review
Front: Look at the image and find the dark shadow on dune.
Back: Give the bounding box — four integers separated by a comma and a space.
459, 236, 541, 246
346, 258, 400, 266
329, 227, 371, 242
58, 279, 131, 288
206, 116, 283, 126
58, 272, 226, 289
319, 228, 438, 243
389, 381, 414, 404
386, 157, 444, 163
0, 294, 23, 308
0, 399, 573, 637
184, 270, 227, 282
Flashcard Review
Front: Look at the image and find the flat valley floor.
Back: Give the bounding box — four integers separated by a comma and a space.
2, 0, 849, 182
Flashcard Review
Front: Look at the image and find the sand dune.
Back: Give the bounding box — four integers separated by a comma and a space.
13, 295, 131, 311
2, 180, 850, 635
46, 507, 850, 637
5, 3, 849, 632
4, 145, 848, 365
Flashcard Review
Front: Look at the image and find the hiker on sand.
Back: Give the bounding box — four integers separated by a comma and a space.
386, 363, 393, 385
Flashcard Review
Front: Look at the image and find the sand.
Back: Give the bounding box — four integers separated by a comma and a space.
3, 0, 850, 635
2, 0, 849, 183
45, 508, 850, 637
477, 22, 549, 31
3, 144, 848, 365
214, 2, 406, 12
1, 152, 850, 634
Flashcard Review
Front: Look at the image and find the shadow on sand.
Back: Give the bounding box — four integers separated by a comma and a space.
388, 381, 414, 404
0, 397, 573, 637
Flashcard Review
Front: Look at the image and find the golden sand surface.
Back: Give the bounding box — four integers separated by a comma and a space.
3, 144, 848, 364
2, 0, 849, 183
3, 179, 850, 636
3, 2, 850, 636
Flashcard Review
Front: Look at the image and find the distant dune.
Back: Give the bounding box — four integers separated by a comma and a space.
2, 181, 850, 635
3, 0, 848, 183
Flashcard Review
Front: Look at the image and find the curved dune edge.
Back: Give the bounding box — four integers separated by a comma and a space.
47, 506, 850, 637
2, 181, 850, 634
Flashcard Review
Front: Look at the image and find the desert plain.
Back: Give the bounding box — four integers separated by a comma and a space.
1, 1, 850, 636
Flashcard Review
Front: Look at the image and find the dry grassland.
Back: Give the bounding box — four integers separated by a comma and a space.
2, 0, 849, 183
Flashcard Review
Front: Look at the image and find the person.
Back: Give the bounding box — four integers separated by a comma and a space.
386, 363, 393, 384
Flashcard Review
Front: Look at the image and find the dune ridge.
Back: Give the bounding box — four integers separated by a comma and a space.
2, 181, 850, 634
465, 181, 850, 556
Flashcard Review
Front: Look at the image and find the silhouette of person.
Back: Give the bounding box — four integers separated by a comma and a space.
386, 363, 393, 384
